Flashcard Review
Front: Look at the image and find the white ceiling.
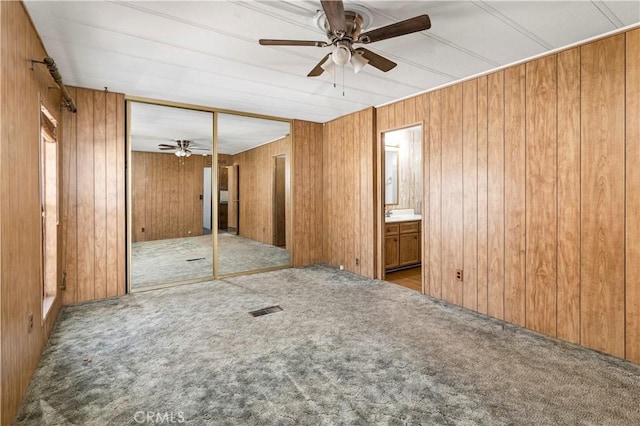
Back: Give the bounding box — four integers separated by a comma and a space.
25, 1, 640, 124
130, 102, 290, 155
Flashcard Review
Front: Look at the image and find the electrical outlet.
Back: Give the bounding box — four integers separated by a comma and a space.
339, 265, 344, 270
456, 269, 464, 282
28, 312, 34, 333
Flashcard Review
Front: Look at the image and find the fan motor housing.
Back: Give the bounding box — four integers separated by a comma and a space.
315, 5, 373, 44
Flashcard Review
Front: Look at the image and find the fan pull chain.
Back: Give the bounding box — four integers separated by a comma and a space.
342, 65, 345, 97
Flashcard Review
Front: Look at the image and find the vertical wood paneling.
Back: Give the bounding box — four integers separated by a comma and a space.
580, 35, 625, 358
441, 85, 464, 306
627, 29, 640, 363
404, 97, 416, 124
76, 89, 95, 302
394, 102, 405, 128
487, 71, 505, 320
1, 3, 63, 423
429, 91, 442, 298
105, 93, 118, 297
477, 76, 489, 315
420, 93, 430, 295
371, 28, 639, 363
292, 120, 323, 266
131, 152, 205, 242
504, 65, 526, 326
61, 87, 125, 303
557, 47, 581, 344
93, 91, 107, 300
232, 136, 290, 246
62, 87, 78, 305
321, 109, 374, 277
132, 153, 147, 242
1, 3, 3, 418
116, 95, 125, 296
378, 105, 390, 132
360, 110, 375, 277
463, 80, 478, 311
526, 55, 558, 336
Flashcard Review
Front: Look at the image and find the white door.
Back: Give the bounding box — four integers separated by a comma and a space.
203, 167, 212, 231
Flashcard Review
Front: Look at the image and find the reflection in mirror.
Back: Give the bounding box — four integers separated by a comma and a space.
384, 148, 399, 205
129, 102, 213, 291
216, 113, 291, 276
383, 125, 422, 214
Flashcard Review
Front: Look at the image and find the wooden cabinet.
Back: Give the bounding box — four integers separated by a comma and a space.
385, 220, 421, 271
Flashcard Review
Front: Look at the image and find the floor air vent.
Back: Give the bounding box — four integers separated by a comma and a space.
249, 306, 283, 317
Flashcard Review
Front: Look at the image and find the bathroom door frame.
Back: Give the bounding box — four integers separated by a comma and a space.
375, 122, 426, 292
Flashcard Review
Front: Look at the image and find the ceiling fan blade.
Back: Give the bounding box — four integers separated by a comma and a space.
307, 53, 331, 77
158, 144, 177, 149
358, 14, 431, 44
321, 0, 346, 35
355, 48, 397, 72
259, 39, 328, 47
158, 147, 177, 150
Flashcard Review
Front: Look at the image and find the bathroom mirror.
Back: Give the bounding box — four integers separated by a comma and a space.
128, 102, 214, 291
215, 113, 291, 277
383, 125, 423, 213
384, 147, 399, 205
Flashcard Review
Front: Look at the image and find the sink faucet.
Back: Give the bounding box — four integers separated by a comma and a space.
385, 208, 392, 218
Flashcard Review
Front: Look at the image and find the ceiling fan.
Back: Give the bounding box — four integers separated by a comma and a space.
259, 0, 431, 77
158, 140, 209, 158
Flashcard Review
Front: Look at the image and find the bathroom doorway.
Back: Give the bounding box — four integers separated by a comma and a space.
379, 125, 423, 292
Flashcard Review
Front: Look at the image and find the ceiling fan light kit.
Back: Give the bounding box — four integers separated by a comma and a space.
350, 51, 369, 74
259, 1, 431, 78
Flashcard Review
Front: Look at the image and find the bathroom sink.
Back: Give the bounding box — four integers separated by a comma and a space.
385, 214, 422, 223
385, 209, 422, 223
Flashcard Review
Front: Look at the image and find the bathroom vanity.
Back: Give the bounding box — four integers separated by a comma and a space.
384, 209, 421, 271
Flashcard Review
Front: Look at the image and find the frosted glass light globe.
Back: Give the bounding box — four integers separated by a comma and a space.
332, 45, 351, 66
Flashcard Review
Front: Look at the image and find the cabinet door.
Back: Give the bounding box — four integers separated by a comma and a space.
385, 235, 399, 270
399, 233, 421, 266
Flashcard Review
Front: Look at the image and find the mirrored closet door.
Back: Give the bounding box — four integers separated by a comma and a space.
215, 113, 291, 277
128, 102, 214, 291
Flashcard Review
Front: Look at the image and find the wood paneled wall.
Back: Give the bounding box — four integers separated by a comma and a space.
626, 28, 640, 364
375, 28, 640, 363
292, 120, 323, 266
231, 136, 291, 248
322, 108, 375, 278
131, 152, 206, 242
0, 3, 62, 423
60, 87, 125, 305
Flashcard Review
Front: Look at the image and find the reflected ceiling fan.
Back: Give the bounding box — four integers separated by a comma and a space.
158, 140, 208, 158
259, 0, 431, 76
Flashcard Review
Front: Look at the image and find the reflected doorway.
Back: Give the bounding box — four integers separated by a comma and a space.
203, 167, 212, 234
273, 155, 286, 247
